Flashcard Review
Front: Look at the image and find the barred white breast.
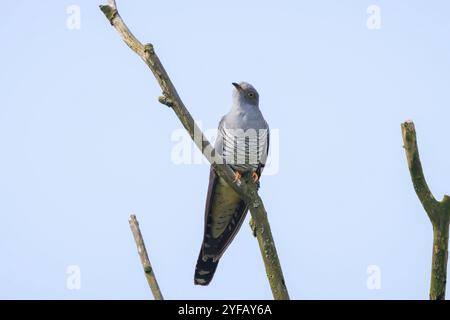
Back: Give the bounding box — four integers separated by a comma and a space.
220, 125, 269, 171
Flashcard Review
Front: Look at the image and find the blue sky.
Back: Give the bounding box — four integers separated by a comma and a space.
1, 0, 450, 299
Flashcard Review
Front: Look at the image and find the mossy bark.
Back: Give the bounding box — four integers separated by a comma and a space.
431, 222, 449, 300
402, 121, 450, 300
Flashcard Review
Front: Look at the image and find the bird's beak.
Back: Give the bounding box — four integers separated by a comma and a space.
232, 82, 242, 91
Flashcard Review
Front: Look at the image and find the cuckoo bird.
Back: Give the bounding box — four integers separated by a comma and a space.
194, 82, 270, 285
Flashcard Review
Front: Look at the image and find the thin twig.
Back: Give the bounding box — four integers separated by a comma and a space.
129, 214, 164, 300
100, 1, 289, 299
401, 120, 450, 300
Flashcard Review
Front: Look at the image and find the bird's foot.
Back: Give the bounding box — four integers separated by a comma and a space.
251, 171, 260, 183
233, 170, 242, 183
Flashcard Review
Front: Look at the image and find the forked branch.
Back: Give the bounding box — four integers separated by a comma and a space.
401, 120, 450, 300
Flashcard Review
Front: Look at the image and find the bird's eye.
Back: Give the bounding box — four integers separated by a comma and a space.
248, 92, 255, 98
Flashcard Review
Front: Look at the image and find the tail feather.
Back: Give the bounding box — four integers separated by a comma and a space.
194, 250, 219, 285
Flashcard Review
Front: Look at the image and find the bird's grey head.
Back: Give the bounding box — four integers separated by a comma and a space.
232, 82, 259, 108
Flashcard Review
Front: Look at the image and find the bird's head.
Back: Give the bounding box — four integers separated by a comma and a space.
232, 82, 259, 108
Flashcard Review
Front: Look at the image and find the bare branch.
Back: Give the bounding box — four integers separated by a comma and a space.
401, 120, 450, 300
100, 2, 289, 299
129, 214, 164, 300
401, 120, 440, 222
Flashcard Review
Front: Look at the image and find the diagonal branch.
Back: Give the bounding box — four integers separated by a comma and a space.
100, 1, 290, 299
401, 120, 450, 300
129, 214, 164, 300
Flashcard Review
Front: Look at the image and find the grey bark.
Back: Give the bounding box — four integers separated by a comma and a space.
129, 214, 164, 300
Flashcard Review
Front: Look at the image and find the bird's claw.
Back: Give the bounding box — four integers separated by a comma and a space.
233, 171, 242, 183
251, 171, 259, 183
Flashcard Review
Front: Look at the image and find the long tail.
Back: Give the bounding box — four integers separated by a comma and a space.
194, 250, 219, 285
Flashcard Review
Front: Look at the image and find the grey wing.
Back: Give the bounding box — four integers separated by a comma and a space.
261, 123, 269, 166
201, 167, 248, 262
257, 123, 270, 176
214, 116, 225, 159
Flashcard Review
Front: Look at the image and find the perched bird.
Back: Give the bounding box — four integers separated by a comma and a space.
194, 82, 270, 285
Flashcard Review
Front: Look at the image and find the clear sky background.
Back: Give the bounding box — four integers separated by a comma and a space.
1, 0, 450, 299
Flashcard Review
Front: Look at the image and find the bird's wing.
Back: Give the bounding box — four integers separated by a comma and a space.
261, 122, 270, 165
256, 122, 270, 176
201, 165, 249, 262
